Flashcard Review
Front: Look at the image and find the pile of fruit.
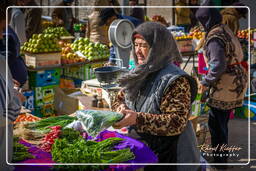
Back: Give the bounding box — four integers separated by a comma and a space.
189, 29, 205, 40
42, 20, 54, 29
175, 34, 193, 40
70, 38, 110, 61
21, 33, 61, 53
43, 27, 70, 39
237, 29, 256, 42
59, 40, 86, 64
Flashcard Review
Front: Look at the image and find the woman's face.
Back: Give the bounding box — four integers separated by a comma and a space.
134, 38, 150, 65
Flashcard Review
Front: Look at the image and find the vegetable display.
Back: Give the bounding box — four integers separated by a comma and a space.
52, 137, 135, 170
12, 137, 34, 162
39, 126, 62, 152
13, 113, 40, 124
68, 110, 123, 137
25, 115, 76, 133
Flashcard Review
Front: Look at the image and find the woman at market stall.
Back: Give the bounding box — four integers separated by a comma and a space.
196, 0, 247, 167
111, 22, 200, 171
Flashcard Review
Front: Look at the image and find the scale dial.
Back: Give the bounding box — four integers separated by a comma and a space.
108, 19, 135, 49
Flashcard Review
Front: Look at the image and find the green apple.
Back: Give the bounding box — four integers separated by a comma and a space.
38, 34, 43, 39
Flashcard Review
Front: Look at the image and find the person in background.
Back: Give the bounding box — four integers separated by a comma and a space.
175, 0, 191, 33
0, 5, 22, 171
98, 8, 143, 28
52, 0, 77, 34
86, 0, 121, 45
220, 2, 248, 35
151, 15, 169, 27
128, 0, 145, 22
196, 0, 247, 168
189, 0, 199, 31
2, 4, 28, 87
21, 0, 42, 40
9, 0, 27, 45
112, 22, 199, 171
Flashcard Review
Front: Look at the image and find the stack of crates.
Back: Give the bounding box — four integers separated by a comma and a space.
28, 68, 61, 117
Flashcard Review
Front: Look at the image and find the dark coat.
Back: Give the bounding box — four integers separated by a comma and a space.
52, 2, 75, 33
23, 0, 42, 39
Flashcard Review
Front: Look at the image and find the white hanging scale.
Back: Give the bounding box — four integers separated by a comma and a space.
108, 19, 135, 69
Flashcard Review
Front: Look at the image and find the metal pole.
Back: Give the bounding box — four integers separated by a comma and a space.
121, 0, 129, 15
172, 0, 176, 25
75, 0, 78, 20
144, 0, 147, 15
48, 0, 50, 16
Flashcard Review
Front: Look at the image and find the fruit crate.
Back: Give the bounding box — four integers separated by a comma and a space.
33, 85, 57, 107
176, 39, 194, 53
25, 52, 61, 69
29, 68, 61, 87
33, 103, 55, 118
22, 90, 34, 111
62, 63, 104, 80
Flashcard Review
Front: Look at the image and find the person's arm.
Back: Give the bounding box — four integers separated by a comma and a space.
201, 38, 227, 87
136, 76, 191, 136
111, 89, 130, 112
5, 35, 18, 67
0, 59, 21, 121
13, 12, 27, 45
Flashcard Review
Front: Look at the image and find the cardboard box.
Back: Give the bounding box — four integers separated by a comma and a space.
54, 87, 90, 115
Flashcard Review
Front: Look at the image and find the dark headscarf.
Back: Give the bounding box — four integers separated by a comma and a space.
195, 0, 222, 32
118, 22, 181, 101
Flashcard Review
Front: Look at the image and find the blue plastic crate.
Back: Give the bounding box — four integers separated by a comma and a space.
29, 68, 61, 87
23, 90, 34, 111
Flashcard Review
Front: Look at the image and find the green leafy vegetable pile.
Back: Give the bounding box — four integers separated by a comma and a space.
51, 137, 135, 171
25, 115, 76, 133
12, 137, 34, 162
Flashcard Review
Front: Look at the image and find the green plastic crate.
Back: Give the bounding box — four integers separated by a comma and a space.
33, 85, 57, 107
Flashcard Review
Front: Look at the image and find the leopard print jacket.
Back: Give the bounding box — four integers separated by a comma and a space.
111, 76, 191, 136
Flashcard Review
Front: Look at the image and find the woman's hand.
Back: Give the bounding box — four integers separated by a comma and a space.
113, 109, 137, 129
116, 104, 127, 113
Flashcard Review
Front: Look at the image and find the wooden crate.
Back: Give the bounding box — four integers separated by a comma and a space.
176, 39, 193, 53
25, 52, 61, 69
